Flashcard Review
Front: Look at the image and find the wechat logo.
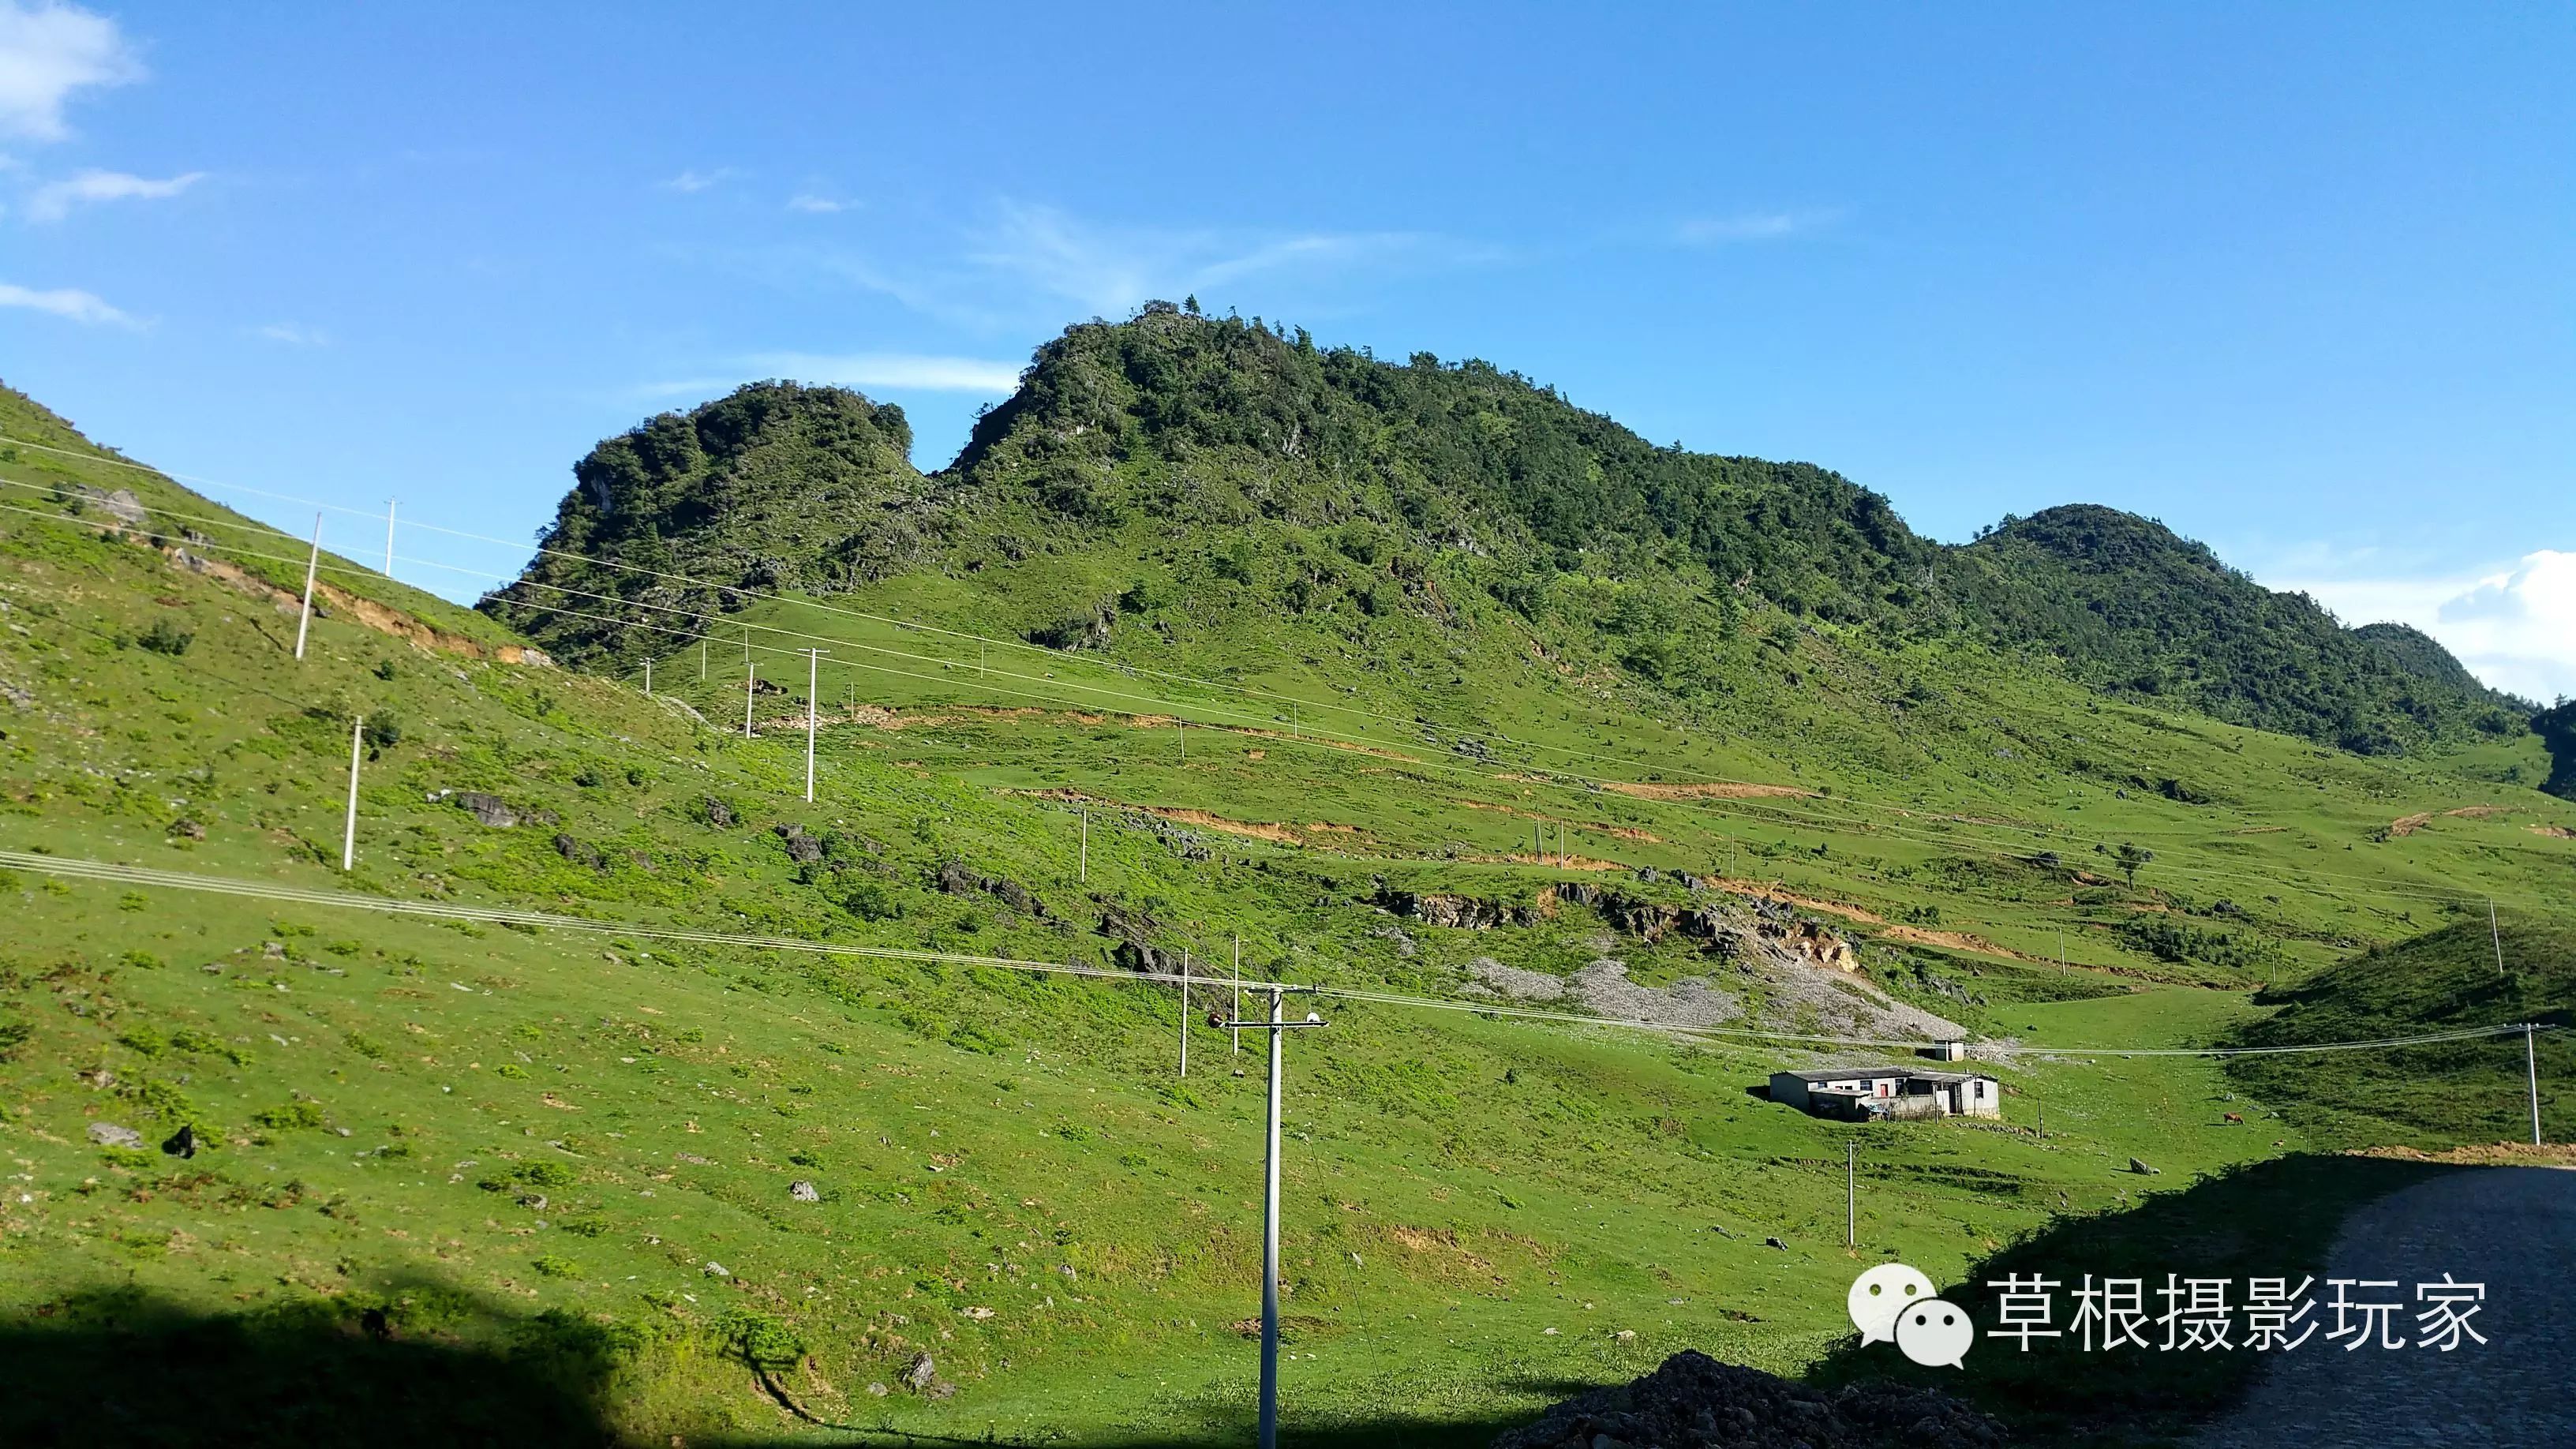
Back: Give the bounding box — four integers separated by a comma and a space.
1850, 1264, 1973, 1368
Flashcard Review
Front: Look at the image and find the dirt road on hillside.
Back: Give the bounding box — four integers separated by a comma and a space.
2188, 1166, 2576, 1446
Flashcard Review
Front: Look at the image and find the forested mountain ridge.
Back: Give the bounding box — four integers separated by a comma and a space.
481, 305, 2532, 764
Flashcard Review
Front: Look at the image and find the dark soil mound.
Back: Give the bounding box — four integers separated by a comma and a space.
1492, 1350, 2006, 1449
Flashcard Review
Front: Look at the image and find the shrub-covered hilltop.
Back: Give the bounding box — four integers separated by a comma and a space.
486, 304, 2543, 767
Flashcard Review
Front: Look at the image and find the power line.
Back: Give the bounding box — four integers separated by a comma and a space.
1, 850, 2553, 1062
0, 440, 2370, 848
1, 483, 2554, 919
0, 489, 2540, 922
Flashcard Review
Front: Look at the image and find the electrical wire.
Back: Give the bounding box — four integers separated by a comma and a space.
0, 486, 2542, 922
0, 850, 2554, 1063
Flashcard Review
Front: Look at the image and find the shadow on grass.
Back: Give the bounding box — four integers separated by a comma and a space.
0, 1279, 627, 1447
1804, 1151, 2458, 1442
1, 1159, 2447, 1448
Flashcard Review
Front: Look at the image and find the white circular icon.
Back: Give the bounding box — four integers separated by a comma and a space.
1847, 1263, 1938, 1345
1895, 1297, 1974, 1368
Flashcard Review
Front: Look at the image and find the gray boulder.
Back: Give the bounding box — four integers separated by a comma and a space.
88, 1122, 144, 1148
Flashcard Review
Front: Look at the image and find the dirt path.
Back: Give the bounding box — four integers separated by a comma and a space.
2188, 1166, 2576, 1445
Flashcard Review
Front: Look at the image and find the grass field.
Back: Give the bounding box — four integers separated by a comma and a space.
2, 387, 2570, 1443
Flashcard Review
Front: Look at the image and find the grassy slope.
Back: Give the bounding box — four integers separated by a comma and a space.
2220, 915, 2576, 1148
0, 389, 2567, 1443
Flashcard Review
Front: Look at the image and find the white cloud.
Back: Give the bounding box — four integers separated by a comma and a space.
253, 321, 328, 346
787, 193, 854, 214
0, 277, 134, 324
659, 167, 738, 193
742, 351, 1024, 393
0, 0, 139, 141
1676, 209, 1840, 244
25, 166, 201, 221
2282, 549, 2576, 705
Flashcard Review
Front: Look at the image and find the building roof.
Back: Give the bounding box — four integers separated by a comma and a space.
1776, 1065, 1993, 1084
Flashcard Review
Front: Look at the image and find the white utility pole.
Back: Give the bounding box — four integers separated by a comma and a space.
1179, 721, 1186, 763
1211, 985, 1326, 1449
2492, 902, 2506, 975
2529, 1024, 2544, 1147
383, 501, 397, 577
293, 512, 322, 660
643, 658, 652, 696
744, 663, 756, 738
699, 637, 706, 683
1845, 1140, 1856, 1247
1179, 946, 1190, 1077
1079, 810, 1088, 883
804, 648, 822, 803
1232, 936, 1242, 1056
341, 716, 365, 871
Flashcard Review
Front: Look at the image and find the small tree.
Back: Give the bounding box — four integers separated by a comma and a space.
2115, 841, 2153, 887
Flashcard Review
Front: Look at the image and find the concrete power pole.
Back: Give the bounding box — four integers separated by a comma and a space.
1845, 1140, 1856, 1248
2492, 902, 2507, 975
1178, 946, 1190, 1077
383, 500, 396, 577
294, 513, 322, 660
2529, 1024, 2544, 1148
804, 649, 822, 803
1211, 986, 1326, 1449
342, 716, 365, 871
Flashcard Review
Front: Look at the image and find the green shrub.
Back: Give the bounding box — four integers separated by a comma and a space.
136, 620, 193, 657
252, 1100, 325, 1130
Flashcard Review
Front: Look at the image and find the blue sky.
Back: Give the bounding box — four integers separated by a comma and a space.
2, 3, 2570, 697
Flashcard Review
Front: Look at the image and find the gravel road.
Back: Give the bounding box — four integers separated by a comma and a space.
2188, 1166, 2576, 1447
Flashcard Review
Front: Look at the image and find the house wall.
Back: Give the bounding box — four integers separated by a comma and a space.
1768, 1073, 1812, 1110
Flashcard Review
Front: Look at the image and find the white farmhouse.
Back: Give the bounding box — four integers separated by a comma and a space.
1769, 1065, 2002, 1121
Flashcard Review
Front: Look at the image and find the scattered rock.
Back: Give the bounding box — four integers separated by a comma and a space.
1614, 1329, 1637, 1342
1763, 1237, 1788, 1250
451, 792, 519, 829
866, 1383, 888, 1398
789, 1180, 820, 1203
168, 818, 206, 841
2129, 1157, 2159, 1175
960, 1305, 994, 1320
162, 1125, 197, 1159
901, 1352, 937, 1391
552, 833, 605, 869
702, 796, 736, 829
1492, 1348, 2005, 1449
88, 1122, 144, 1148
704, 1261, 731, 1278
925, 1380, 957, 1401
776, 823, 823, 864
261, 942, 287, 960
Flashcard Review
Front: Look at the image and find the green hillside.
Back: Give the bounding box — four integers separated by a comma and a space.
2, 365, 2572, 1445
2220, 914, 2576, 1147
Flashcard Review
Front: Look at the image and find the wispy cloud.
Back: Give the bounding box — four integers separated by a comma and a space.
2282, 549, 2576, 704
659, 167, 739, 194
1676, 208, 1841, 244
0, 277, 135, 325
964, 201, 1469, 316
631, 352, 1027, 406
253, 321, 328, 346
25, 166, 202, 221
741, 351, 1024, 393
787, 193, 855, 215
0, 0, 140, 141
